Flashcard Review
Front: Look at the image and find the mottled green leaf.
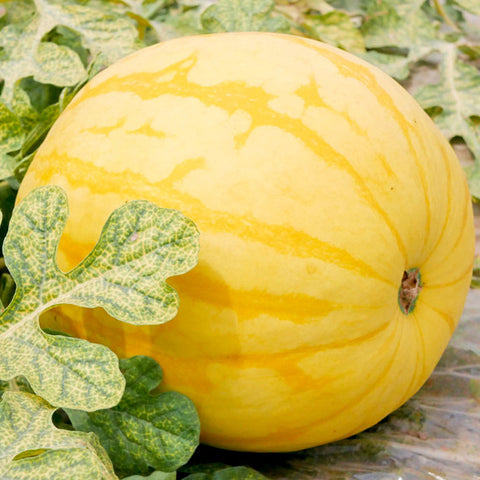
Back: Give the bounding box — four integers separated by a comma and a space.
328, 0, 366, 15
20, 102, 60, 157
414, 43, 480, 160
0, 18, 86, 104
466, 163, 480, 201
123, 472, 176, 480
0, 0, 145, 104
0, 0, 36, 27
0, 186, 200, 410
67, 356, 200, 477
0, 102, 24, 180
121, 0, 172, 20
0, 103, 24, 156
360, 50, 411, 80
361, 0, 440, 77
12, 87, 39, 132
201, 0, 290, 33
33, 0, 140, 65
306, 11, 365, 53
183, 466, 268, 480
0, 392, 117, 480
151, 7, 204, 41
451, 0, 480, 15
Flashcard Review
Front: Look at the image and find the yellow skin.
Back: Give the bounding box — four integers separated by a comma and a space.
18, 33, 474, 452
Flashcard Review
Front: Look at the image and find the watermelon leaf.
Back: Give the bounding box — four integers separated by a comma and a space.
360, 0, 440, 79
0, 0, 142, 105
451, 0, 480, 16
414, 43, 480, 161
0, 101, 27, 179
304, 10, 365, 53
200, 0, 290, 33
67, 356, 200, 477
182, 466, 268, 480
0, 185, 200, 411
0, 391, 118, 480
123, 472, 176, 480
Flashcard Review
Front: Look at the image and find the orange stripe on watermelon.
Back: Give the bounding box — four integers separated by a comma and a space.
35, 149, 399, 286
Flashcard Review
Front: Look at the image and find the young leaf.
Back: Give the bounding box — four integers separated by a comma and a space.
0, 185, 200, 411
67, 356, 200, 477
201, 0, 290, 33
183, 466, 268, 480
414, 43, 480, 160
0, 391, 117, 480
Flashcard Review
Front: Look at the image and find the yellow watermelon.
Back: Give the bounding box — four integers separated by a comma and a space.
17, 32, 474, 452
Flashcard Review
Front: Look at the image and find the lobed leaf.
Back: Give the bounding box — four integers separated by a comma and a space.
305, 11, 365, 53
33, 0, 141, 65
360, 0, 440, 78
201, 0, 290, 33
0, 186, 200, 411
67, 356, 200, 476
414, 43, 480, 161
0, 18, 86, 104
0, 391, 117, 479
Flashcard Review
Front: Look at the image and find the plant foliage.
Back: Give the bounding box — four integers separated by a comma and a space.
0, 0, 479, 478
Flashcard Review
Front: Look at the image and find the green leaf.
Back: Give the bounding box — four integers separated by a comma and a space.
12, 87, 39, 132
0, 185, 200, 410
451, 0, 480, 15
466, 164, 480, 201
414, 43, 480, 160
183, 466, 268, 480
471, 255, 480, 287
458, 44, 480, 60
20, 101, 60, 157
0, 391, 118, 479
0, 0, 144, 105
361, 0, 440, 77
0, 0, 36, 26
33, 0, 141, 65
151, 7, 204, 41
200, 0, 290, 33
305, 11, 365, 53
360, 50, 411, 80
67, 356, 200, 477
123, 472, 176, 480
0, 102, 25, 179
0, 18, 86, 104
0, 177, 17, 247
